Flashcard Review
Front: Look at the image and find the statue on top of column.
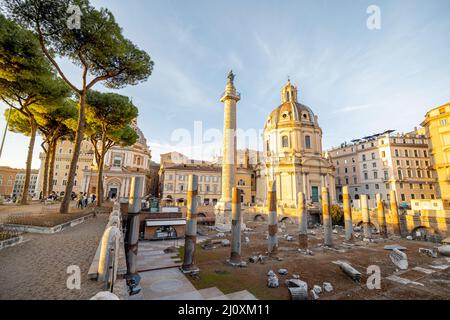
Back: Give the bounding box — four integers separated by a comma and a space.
227, 70, 235, 83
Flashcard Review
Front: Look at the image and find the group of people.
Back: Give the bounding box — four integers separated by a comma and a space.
76, 193, 96, 209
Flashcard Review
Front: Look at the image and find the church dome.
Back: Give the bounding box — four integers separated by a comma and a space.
265, 80, 318, 129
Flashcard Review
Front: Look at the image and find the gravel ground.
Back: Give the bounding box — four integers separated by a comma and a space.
0, 214, 108, 300
188, 221, 450, 300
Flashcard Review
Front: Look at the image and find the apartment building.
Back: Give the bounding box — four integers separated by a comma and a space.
0, 166, 19, 197
159, 150, 260, 206
329, 129, 438, 204
12, 170, 39, 198
422, 103, 450, 203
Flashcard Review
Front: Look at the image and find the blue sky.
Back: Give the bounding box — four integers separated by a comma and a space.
1, 0, 450, 168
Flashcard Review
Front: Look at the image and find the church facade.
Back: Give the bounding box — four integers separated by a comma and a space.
263, 80, 336, 208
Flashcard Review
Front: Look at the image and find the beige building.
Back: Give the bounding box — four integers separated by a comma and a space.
36, 139, 95, 196
0, 166, 19, 197
36, 120, 156, 200
263, 80, 335, 207
13, 169, 39, 198
159, 150, 260, 206
329, 129, 438, 205
421, 103, 450, 204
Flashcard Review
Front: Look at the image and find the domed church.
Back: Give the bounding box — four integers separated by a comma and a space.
263, 80, 335, 208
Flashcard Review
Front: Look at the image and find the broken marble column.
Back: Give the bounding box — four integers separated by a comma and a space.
389, 190, 402, 236
390, 248, 408, 270
361, 195, 372, 240
298, 192, 308, 250
182, 175, 199, 273
342, 186, 353, 241
286, 279, 308, 300
338, 262, 362, 283
268, 181, 278, 256
230, 187, 242, 264
376, 194, 388, 238
322, 187, 333, 247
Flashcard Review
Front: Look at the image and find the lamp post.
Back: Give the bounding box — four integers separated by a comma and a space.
0, 108, 12, 159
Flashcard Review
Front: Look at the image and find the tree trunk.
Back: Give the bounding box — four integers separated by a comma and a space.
47, 139, 57, 196
59, 92, 86, 214
96, 156, 104, 207
21, 118, 37, 205
41, 142, 50, 200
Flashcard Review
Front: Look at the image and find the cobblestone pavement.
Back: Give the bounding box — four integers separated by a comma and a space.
0, 215, 108, 300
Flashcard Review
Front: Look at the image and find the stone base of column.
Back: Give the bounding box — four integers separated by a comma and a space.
214, 201, 232, 231
180, 265, 200, 274
298, 234, 308, 250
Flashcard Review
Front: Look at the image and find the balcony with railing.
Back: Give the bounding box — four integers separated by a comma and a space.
220, 91, 241, 101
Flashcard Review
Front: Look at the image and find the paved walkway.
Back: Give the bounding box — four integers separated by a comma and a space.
0, 215, 108, 300
133, 239, 257, 300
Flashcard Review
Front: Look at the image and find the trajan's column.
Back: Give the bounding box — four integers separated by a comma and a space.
215, 71, 240, 227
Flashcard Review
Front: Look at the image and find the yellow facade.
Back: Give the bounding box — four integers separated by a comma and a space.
422, 103, 450, 204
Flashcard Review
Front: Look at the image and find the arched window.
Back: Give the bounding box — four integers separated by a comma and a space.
266, 141, 270, 152
282, 136, 289, 148
305, 135, 311, 149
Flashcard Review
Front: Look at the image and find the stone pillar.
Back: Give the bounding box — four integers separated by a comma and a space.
322, 187, 333, 247
321, 175, 326, 192
343, 186, 353, 241
182, 175, 199, 273
302, 173, 307, 195
376, 194, 388, 238
216, 71, 240, 227
126, 176, 143, 276
129, 176, 143, 214
268, 181, 278, 256
230, 187, 242, 264
361, 195, 372, 239
329, 174, 336, 204
389, 190, 402, 236
298, 192, 308, 250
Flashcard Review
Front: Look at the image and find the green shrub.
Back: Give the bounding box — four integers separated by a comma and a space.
331, 205, 344, 226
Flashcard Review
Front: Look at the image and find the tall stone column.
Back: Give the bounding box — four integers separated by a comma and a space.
230, 187, 242, 264
126, 176, 143, 277
321, 174, 326, 192
322, 187, 333, 247
216, 71, 240, 227
361, 195, 372, 240
298, 192, 308, 250
268, 181, 278, 256
182, 175, 199, 273
376, 194, 388, 238
329, 174, 336, 204
343, 186, 353, 241
389, 190, 402, 236
305, 173, 310, 201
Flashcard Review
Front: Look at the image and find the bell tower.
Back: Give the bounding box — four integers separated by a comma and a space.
281, 78, 298, 103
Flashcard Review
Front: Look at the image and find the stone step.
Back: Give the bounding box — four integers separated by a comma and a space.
157, 290, 204, 300
198, 287, 227, 300
225, 290, 258, 300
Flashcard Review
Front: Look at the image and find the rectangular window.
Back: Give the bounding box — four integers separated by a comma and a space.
305, 136, 311, 149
